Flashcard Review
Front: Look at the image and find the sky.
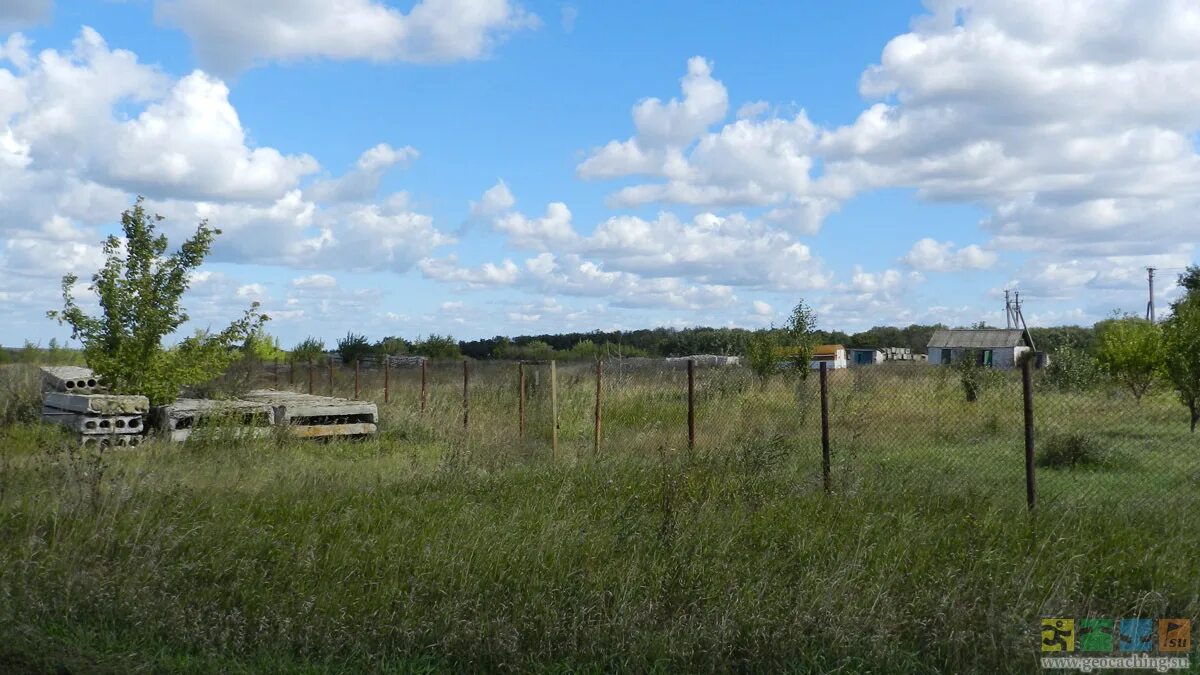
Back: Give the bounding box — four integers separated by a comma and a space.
1, 0, 1197, 349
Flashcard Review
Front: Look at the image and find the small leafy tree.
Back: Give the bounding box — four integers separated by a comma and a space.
291, 337, 326, 363
374, 336, 411, 358
1042, 347, 1102, 392
1163, 295, 1200, 432
413, 334, 462, 359
242, 327, 285, 362
745, 330, 779, 386
954, 349, 1000, 402
336, 331, 373, 364
1095, 315, 1164, 403
784, 300, 818, 378
49, 198, 267, 405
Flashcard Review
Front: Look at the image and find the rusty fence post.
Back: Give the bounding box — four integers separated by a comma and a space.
594, 359, 603, 454
384, 357, 390, 404
820, 361, 831, 493
307, 360, 314, 395
463, 360, 470, 430
1023, 357, 1037, 511
551, 360, 559, 459
687, 358, 696, 451
420, 359, 428, 414
518, 362, 526, 438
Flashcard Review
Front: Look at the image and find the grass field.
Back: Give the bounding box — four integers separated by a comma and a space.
1, 361, 1198, 673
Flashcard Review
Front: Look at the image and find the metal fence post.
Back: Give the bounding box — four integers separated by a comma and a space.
820, 361, 831, 493
384, 357, 390, 404
354, 359, 361, 400
463, 360, 470, 430
420, 359, 428, 414
288, 358, 294, 386
551, 360, 559, 459
307, 360, 313, 395
273, 357, 279, 388
594, 359, 603, 454
1023, 357, 1037, 511
518, 362, 526, 439
687, 358, 696, 450
328, 359, 334, 397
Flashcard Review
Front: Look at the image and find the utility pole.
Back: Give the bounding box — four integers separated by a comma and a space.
1004, 289, 1012, 328
1146, 267, 1157, 323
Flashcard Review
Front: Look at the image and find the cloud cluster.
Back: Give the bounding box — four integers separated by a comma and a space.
0, 29, 451, 283
156, 0, 539, 74
578, 2, 1200, 269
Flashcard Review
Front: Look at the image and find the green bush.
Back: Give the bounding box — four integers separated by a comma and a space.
0, 364, 42, 425
1042, 347, 1103, 392
1036, 433, 1114, 470
336, 332, 373, 364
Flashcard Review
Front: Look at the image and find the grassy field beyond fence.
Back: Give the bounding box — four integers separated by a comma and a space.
1, 361, 1197, 672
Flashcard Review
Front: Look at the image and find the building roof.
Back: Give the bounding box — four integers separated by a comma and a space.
813, 344, 845, 356
927, 329, 1030, 349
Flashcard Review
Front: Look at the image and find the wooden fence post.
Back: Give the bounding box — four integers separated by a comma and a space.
820, 361, 831, 493
463, 360, 470, 430
420, 359, 428, 414
551, 360, 559, 459
384, 357, 390, 404
307, 360, 313, 395
518, 362, 526, 438
1022, 357, 1037, 511
687, 358, 696, 451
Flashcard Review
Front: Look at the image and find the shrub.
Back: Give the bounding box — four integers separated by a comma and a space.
1042, 347, 1103, 392
1036, 433, 1114, 470
336, 332, 373, 365
0, 364, 43, 425
291, 337, 327, 363
954, 349, 1002, 402
745, 331, 779, 386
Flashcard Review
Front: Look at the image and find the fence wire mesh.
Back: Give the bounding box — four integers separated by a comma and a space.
245, 355, 1198, 510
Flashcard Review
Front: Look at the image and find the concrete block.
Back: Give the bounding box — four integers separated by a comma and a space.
151, 398, 275, 442
242, 390, 378, 424
41, 407, 143, 434
41, 366, 105, 393
242, 390, 378, 438
289, 422, 377, 438
80, 434, 143, 449
43, 392, 150, 415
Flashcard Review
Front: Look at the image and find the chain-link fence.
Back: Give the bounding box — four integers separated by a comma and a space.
240, 355, 1198, 510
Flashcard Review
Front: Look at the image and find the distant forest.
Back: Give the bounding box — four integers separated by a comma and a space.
5, 324, 1100, 364
455, 324, 1098, 361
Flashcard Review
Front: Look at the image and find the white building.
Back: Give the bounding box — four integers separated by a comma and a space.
809, 344, 848, 370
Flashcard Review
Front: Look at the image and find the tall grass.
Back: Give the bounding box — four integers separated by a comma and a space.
1, 360, 1197, 672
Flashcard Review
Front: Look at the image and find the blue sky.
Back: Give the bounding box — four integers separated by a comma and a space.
1, 0, 1196, 348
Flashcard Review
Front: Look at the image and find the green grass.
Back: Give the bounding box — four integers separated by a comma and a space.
1, 361, 1198, 673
